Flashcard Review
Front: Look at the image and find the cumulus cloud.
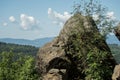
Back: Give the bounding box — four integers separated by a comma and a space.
20, 14, 39, 30
48, 8, 72, 26
106, 11, 116, 20
9, 16, 16, 22
2, 22, 8, 26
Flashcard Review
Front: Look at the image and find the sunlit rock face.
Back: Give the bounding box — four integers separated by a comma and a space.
36, 13, 116, 80
112, 64, 120, 80
43, 69, 67, 80
114, 23, 120, 41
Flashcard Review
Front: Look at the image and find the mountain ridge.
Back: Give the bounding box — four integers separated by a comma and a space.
0, 37, 54, 47
0, 35, 119, 47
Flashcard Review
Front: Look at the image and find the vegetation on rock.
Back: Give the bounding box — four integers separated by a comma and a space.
36, 12, 116, 80
72, 0, 117, 38
64, 15, 116, 80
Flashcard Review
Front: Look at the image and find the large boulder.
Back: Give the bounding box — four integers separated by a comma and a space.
36, 13, 116, 80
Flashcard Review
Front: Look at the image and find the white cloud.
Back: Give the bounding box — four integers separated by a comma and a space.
48, 8, 52, 15
48, 8, 72, 26
106, 11, 116, 20
20, 14, 39, 30
2, 22, 8, 26
9, 16, 16, 22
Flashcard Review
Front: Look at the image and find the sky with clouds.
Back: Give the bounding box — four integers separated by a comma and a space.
0, 0, 120, 40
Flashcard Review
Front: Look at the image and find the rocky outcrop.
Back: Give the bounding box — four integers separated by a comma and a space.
36, 13, 116, 80
112, 64, 120, 80
114, 23, 120, 41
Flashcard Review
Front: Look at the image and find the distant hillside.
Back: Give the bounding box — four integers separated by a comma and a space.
0, 42, 38, 56
0, 35, 119, 47
0, 37, 54, 47
108, 44, 120, 63
106, 35, 120, 45
0, 38, 120, 63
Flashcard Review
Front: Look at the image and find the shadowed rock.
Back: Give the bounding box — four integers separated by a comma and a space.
36, 13, 116, 80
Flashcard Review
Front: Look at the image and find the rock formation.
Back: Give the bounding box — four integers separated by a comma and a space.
112, 64, 120, 80
36, 13, 116, 80
114, 23, 120, 41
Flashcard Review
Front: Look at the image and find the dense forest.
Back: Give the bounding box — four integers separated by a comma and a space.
108, 44, 120, 63
0, 42, 40, 80
0, 42, 38, 56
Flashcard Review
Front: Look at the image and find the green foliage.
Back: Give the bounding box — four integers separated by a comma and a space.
108, 44, 120, 63
72, 0, 117, 38
64, 25, 114, 79
0, 51, 14, 80
0, 51, 39, 80
85, 48, 112, 80
0, 42, 38, 56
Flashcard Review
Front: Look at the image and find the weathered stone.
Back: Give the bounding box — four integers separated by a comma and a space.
43, 69, 62, 80
112, 64, 120, 80
114, 23, 120, 41
36, 13, 116, 80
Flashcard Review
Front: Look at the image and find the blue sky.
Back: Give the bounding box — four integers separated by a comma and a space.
0, 0, 120, 40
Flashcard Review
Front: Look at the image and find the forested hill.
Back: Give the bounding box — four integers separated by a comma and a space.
0, 37, 54, 47
108, 44, 120, 63
0, 42, 38, 56
0, 36, 119, 47
0, 41, 120, 63
0, 42, 40, 79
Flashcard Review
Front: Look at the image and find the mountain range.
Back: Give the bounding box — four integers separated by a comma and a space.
0, 37, 54, 47
106, 35, 120, 45
0, 35, 119, 47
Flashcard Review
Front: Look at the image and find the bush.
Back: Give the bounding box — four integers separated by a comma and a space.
85, 48, 113, 80
0, 51, 39, 80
